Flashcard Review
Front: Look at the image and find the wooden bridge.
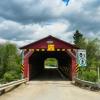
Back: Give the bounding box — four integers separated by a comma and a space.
20, 35, 78, 80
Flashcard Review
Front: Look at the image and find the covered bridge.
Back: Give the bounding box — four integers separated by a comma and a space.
20, 35, 78, 80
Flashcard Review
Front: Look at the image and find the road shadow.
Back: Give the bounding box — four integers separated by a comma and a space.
30, 69, 70, 81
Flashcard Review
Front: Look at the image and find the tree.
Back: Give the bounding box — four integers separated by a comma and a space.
0, 43, 21, 82
86, 39, 100, 68
73, 30, 87, 49
0, 45, 6, 78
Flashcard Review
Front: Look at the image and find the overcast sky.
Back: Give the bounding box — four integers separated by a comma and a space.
0, 0, 100, 47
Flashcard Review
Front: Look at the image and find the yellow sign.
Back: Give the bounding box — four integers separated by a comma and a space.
47, 44, 55, 51
29, 49, 34, 52
41, 49, 45, 51
62, 49, 66, 51
57, 49, 60, 51
36, 49, 40, 51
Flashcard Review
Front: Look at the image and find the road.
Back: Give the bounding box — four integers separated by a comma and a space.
0, 69, 100, 100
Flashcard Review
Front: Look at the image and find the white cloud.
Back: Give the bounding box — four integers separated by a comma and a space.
0, 0, 100, 47
0, 38, 7, 44
0, 19, 72, 46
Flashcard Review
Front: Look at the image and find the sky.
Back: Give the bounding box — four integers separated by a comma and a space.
0, 0, 100, 47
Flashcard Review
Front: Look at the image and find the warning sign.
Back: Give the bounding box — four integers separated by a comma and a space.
47, 44, 55, 51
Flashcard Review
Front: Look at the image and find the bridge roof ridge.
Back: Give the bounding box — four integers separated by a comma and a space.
20, 35, 78, 49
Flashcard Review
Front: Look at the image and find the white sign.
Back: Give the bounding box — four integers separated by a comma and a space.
77, 49, 87, 67
47, 40, 53, 44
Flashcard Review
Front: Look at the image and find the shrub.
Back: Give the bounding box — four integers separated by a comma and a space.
0, 79, 6, 84
3, 71, 20, 82
79, 70, 97, 82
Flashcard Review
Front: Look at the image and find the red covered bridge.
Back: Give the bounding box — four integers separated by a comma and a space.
20, 35, 78, 80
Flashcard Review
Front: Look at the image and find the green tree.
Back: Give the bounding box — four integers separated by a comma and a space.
0, 44, 6, 78
86, 39, 100, 68
0, 43, 21, 82
73, 30, 87, 49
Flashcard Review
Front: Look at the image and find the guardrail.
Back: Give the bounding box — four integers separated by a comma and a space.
74, 78, 100, 90
0, 79, 27, 95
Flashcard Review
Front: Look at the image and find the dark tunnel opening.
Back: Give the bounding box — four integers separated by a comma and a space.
29, 51, 71, 81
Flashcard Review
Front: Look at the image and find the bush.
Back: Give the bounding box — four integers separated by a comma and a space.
79, 70, 97, 82
0, 79, 6, 84
3, 71, 20, 82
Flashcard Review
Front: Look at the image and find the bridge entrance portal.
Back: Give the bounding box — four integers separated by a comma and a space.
20, 35, 78, 80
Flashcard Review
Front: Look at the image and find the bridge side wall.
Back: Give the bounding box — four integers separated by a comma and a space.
71, 57, 76, 80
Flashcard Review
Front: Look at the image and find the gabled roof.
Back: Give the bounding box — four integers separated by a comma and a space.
20, 35, 78, 49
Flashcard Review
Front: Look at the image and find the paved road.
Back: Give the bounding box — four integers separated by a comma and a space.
0, 69, 100, 100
